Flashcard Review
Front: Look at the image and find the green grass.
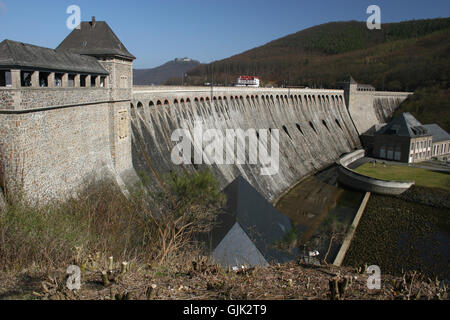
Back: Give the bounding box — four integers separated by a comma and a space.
355, 163, 450, 191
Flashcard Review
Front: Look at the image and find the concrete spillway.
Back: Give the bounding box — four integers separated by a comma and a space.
130, 87, 361, 201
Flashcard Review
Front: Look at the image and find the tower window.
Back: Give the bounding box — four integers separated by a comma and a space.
0, 70, 11, 87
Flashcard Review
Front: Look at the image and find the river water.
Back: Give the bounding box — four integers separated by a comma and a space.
276, 165, 365, 264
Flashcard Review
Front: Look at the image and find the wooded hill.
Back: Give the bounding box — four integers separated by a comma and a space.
186, 18, 450, 130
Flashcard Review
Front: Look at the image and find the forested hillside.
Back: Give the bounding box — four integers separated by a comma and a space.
187, 18, 449, 91
186, 18, 449, 130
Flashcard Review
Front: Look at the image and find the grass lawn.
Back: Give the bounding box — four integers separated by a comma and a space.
355, 163, 450, 191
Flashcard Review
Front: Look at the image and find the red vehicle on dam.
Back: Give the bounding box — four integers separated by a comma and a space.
235, 75, 260, 87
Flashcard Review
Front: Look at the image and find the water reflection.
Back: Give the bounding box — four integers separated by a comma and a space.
277, 166, 364, 263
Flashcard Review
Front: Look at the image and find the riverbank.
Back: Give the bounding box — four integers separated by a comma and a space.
343, 186, 450, 280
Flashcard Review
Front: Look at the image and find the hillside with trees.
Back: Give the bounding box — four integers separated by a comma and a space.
134, 58, 200, 85
186, 18, 449, 130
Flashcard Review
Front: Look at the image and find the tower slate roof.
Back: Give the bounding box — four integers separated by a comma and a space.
423, 124, 450, 143
377, 112, 431, 138
208, 176, 299, 267
0, 39, 109, 75
56, 18, 135, 60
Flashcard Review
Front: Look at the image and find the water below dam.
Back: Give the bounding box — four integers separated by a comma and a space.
276, 165, 365, 264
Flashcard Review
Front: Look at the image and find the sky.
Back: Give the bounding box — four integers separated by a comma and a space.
0, 0, 449, 68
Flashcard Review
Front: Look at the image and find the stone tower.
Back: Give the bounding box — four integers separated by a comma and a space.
57, 17, 136, 180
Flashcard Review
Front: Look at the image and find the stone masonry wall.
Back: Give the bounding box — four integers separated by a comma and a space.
0, 88, 110, 111
131, 87, 361, 201
0, 103, 117, 203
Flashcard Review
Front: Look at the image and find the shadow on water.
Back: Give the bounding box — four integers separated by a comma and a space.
276, 165, 364, 264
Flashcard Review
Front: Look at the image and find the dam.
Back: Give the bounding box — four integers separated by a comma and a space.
130, 86, 362, 201
0, 19, 412, 204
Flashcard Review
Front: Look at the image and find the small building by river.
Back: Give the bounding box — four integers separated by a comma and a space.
363, 112, 449, 163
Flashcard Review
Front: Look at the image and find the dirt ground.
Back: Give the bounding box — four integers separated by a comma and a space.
0, 259, 447, 300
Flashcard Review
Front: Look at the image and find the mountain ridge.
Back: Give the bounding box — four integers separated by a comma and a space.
134, 58, 200, 85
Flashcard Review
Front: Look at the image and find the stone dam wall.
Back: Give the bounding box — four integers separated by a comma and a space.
0, 85, 410, 204
130, 87, 361, 201
348, 91, 412, 135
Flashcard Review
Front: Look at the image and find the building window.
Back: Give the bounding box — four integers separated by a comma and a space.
80, 75, 87, 87
91, 75, 97, 87
100, 76, 106, 87
55, 73, 63, 87
411, 143, 415, 151
68, 74, 75, 87
120, 76, 129, 88
39, 72, 50, 87
118, 110, 129, 140
21, 71, 33, 87
0, 69, 11, 87
380, 147, 386, 159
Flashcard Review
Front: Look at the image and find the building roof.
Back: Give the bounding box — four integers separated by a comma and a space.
377, 112, 431, 138
423, 124, 450, 143
207, 176, 299, 266
0, 39, 109, 75
56, 19, 135, 60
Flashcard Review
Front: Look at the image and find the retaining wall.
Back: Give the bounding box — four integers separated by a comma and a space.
337, 150, 414, 195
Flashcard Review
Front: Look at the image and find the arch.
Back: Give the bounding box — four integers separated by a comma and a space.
240, 96, 243, 100
174, 99, 179, 104
276, 95, 279, 99
164, 99, 169, 105
137, 102, 143, 108
186, 98, 191, 103
296, 123, 303, 135
149, 101, 154, 106
213, 96, 217, 100
282, 125, 292, 140
255, 95, 259, 99
218, 96, 222, 100
322, 120, 330, 132
246, 95, 250, 99
200, 97, 204, 102
157, 100, 162, 105
180, 98, 185, 103
206, 97, 210, 101
309, 121, 317, 134
251, 95, 254, 99
194, 97, 199, 102
230, 96, 234, 100
130, 103, 134, 109
223, 96, 227, 100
